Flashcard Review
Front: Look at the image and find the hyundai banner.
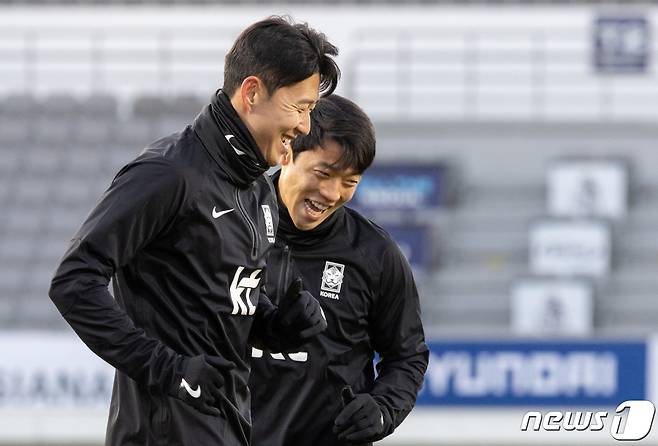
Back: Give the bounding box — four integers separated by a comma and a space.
418, 340, 647, 406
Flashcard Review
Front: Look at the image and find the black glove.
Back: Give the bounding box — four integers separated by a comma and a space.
277, 277, 327, 340
334, 386, 384, 443
169, 355, 232, 417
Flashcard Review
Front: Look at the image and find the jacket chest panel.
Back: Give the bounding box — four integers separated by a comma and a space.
271, 248, 374, 329
185, 188, 275, 263
148, 183, 276, 318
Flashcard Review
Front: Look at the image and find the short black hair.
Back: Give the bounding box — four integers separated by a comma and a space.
291, 95, 375, 174
223, 16, 340, 98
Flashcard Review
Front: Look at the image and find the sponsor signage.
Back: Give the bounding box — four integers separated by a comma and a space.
384, 223, 432, 272
418, 340, 646, 406
351, 164, 451, 210
594, 16, 650, 74
529, 219, 611, 277
547, 158, 628, 219
0, 331, 114, 408
511, 278, 594, 336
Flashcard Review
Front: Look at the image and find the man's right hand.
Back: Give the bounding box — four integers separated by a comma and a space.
171, 355, 232, 417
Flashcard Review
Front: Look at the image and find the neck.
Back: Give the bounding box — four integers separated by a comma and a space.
230, 92, 267, 162
229, 92, 246, 120
276, 172, 294, 221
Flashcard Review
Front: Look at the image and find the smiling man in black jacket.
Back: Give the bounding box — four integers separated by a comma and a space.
250, 95, 429, 445
48, 16, 338, 446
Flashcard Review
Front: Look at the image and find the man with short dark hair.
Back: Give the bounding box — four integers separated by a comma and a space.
49, 16, 339, 446
250, 95, 429, 445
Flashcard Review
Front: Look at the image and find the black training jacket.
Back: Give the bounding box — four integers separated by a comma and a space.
250, 173, 429, 446
49, 91, 280, 446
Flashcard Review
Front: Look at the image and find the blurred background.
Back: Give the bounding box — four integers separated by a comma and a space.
2, 1, 658, 445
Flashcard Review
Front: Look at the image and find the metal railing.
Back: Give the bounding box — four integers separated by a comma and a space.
346, 26, 658, 121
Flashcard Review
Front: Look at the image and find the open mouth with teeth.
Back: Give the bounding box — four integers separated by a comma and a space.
304, 199, 330, 216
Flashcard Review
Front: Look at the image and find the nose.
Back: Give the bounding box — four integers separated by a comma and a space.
296, 109, 311, 135
319, 178, 341, 204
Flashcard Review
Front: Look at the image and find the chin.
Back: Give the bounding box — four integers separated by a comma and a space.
296, 220, 313, 230
305, 219, 324, 230
293, 217, 315, 231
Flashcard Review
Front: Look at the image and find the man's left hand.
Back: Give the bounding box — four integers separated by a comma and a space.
278, 277, 327, 339
334, 387, 384, 443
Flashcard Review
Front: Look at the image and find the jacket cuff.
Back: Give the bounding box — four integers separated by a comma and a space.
372, 395, 395, 440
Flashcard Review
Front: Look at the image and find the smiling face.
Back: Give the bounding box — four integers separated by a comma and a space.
278, 139, 362, 230
238, 73, 320, 167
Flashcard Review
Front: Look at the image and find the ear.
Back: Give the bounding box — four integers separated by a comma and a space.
239, 76, 264, 112
279, 148, 292, 166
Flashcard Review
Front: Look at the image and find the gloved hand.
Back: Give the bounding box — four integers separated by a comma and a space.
277, 277, 327, 339
334, 386, 384, 443
169, 355, 232, 417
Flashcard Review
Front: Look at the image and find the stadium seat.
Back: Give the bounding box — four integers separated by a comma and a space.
24, 147, 61, 174
39, 93, 83, 118
115, 119, 158, 147
14, 176, 52, 204
77, 94, 120, 144
2, 93, 37, 118
83, 94, 118, 118
133, 95, 167, 120
31, 95, 79, 144
0, 118, 31, 145
169, 94, 204, 117
0, 149, 22, 176
0, 264, 26, 294
155, 94, 204, 135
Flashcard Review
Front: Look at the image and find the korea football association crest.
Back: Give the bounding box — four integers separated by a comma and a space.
320, 261, 345, 300
261, 205, 275, 243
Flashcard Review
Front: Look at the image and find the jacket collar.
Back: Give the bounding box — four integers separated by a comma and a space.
192, 90, 268, 188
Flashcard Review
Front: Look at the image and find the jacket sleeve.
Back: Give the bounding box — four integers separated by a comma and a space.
249, 290, 280, 350
369, 241, 429, 440
49, 158, 194, 394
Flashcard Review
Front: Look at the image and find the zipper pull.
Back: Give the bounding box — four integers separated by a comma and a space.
277, 245, 292, 304
283, 245, 292, 287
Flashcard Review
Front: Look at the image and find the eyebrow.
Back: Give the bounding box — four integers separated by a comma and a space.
316, 162, 359, 177
316, 162, 338, 170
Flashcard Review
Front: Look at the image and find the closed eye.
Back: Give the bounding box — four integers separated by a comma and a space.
294, 104, 312, 114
